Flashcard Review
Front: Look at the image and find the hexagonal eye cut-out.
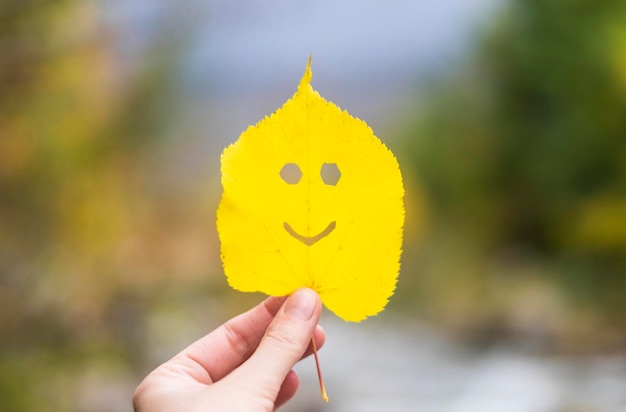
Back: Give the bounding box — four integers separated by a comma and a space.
320, 163, 341, 185
280, 163, 302, 184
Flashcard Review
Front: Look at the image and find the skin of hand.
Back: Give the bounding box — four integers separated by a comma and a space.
133, 288, 325, 412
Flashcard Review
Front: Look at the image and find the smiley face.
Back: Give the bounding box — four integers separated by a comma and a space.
217, 60, 404, 321
280, 162, 340, 245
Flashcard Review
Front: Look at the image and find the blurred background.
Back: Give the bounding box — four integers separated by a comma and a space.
1, 0, 626, 411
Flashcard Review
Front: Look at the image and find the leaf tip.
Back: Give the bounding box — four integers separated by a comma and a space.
299, 55, 313, 90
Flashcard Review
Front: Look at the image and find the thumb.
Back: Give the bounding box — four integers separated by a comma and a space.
227, 288, 322, 401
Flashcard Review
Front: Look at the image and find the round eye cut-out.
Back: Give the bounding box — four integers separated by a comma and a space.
320, 163, 341, 185
280, 163, 302, 184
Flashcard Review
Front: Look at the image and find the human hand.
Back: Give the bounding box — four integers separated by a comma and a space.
133, 288, 325, 412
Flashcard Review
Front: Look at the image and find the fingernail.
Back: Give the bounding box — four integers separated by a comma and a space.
284, 288, 317, 320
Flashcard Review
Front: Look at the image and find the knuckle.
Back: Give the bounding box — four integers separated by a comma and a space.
263, 324, 303, 355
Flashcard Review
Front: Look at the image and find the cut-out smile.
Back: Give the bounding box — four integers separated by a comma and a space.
284, 221, 336, 246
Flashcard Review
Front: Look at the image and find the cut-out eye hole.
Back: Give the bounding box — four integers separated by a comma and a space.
280, 163, 302, 184
321, 163, 341, 185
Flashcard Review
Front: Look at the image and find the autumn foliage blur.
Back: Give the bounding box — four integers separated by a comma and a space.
398, 0, 626, 351
2, 0, 626, 410
0, 2, 224, 410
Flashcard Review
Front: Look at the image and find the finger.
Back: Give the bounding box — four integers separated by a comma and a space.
273, 326, 325, 409
227, 288, 322, 401
300, 325, 326, 360
275, 370, 300, 409
169, 295, 287, 384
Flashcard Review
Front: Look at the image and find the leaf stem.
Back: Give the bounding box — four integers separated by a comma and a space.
311, 337, 328, 402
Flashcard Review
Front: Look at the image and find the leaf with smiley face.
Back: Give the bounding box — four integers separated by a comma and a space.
217, 58, 404, 323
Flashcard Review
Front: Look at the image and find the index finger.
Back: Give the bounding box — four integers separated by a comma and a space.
170, 295, 286, 384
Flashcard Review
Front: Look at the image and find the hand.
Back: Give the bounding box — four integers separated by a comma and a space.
133, 288, 325, 412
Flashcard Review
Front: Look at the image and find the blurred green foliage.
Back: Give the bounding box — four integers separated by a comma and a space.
399, 0, 626, 348
0, 2, 223, 410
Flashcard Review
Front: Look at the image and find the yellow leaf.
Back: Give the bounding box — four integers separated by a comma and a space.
217, 58, 404, 322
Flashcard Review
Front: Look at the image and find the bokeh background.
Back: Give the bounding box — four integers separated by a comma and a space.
2, 0, 626, 411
